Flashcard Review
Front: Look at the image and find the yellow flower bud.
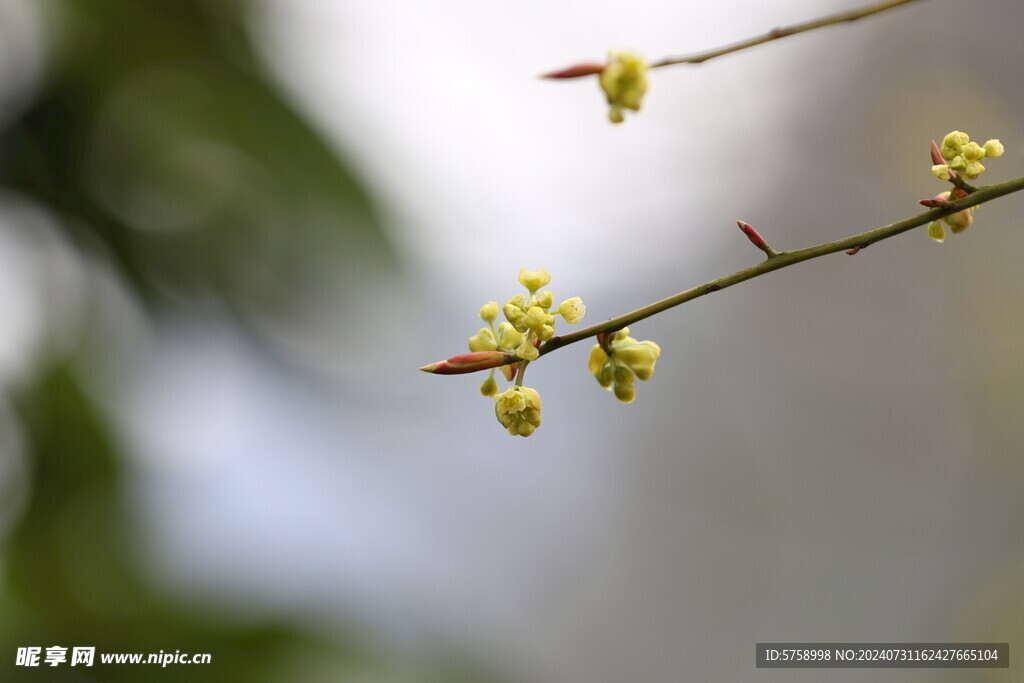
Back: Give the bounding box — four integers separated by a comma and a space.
962, 141, 985, 162
479, 301, 499, 323
599, 49, 648, 124
941, 131, 969, 161
944, 207, 974, 234
515, 338, 539, 361
503, 300, 526, 330
947, 155, 967, 171
522, 306, 552, 330
927, 221, 946, 243
983, 139, 1004, 158
588, 345, 608, 378
535, 323, 556, 341
589, 332, 662, 402
479, 373, 499, 397
468, 327, 498, 352
613, 382, 636, 403
962, 161, 985, 179
497, 322, 524, 349
518, 269, 551, 293
558, 297, 586, 324
535, 291, 554, 310
614, 340, 661, 380
931, 164, 951, 181
494, 386, 542, 437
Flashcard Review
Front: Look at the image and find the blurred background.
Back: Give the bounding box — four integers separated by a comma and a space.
1, 0, 1023, 680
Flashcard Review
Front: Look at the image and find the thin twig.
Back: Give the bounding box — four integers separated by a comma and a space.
533, 173, 1024, 358
649, 0, 924, 69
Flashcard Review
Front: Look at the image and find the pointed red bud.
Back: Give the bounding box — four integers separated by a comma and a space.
736, 220, 779, 257
419, 351, 516, 375
920, 189, 969, 209
540, 62, 606, 79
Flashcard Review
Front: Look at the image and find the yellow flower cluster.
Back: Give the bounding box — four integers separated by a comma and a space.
932, 130, 1003, 182
927, 130, 1004, 243
588, 328, 661, 403
466, 269, 587, 436
599, 50, 649, 124
501, 269, 586, 362
926, 191, 976, 243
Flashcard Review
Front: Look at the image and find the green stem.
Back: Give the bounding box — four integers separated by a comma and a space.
538, 173, 1024, 357
514, 359, 529, 387
649, 0, 923, 69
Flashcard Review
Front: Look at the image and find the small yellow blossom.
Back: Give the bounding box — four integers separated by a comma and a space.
944, 207, 974, 233
962, 141, 985, 162
983, 139, 1004, 158
479, 302, 499, 323
468, 327, 498, 352
479, 372, 499, 397
518, 269, 551, 293
614, 339, 662, 380
927, 191, 976, 242
495, 386, 543, 437
503, 299, 526, 330
599, 50, 649, 124
588, 328, 661, 403
931, 165, 951, 181
522, 306, 553, 330
535, 290, 554, 309
940, 131, 969, 161
515, 338, 539, 361
497, 322, 524, 349
558, 297, 586, 324
963, 161, 985, 180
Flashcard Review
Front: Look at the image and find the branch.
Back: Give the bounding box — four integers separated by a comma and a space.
537, 174, 1024, 357
649, 0, 924, 69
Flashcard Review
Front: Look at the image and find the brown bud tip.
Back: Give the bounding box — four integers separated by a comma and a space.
540, 62, 606, 79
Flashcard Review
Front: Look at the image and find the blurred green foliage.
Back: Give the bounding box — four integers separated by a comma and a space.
0, 0, 392, 314
0, 1, 496, 679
